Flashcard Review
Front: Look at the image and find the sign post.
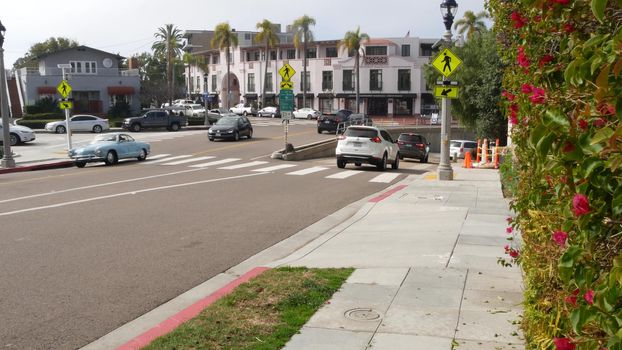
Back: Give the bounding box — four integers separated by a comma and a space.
57, 64, 73, 151
278, 63, 296, 152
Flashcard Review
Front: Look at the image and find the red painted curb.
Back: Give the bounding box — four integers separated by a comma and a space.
117, 267, 270, 350
369, 184, 407, 203
0, 161, 74, 174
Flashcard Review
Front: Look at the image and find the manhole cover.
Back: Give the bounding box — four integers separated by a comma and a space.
344, 308, 381, 321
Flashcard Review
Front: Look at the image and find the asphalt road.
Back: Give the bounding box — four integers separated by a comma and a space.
0, 120, 434, 349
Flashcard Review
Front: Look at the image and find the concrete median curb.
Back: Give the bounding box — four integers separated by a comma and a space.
0, 160, 74, 174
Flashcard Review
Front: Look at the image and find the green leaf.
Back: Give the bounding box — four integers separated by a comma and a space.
613, 185, 622, 216
570, 306, 593, 333
591, 127, 615, 145
583, 158, 604, 178
544, 110, 570, 130
591, 56, 604, 75
592, 0, 608, 22
536, 134, 556, 158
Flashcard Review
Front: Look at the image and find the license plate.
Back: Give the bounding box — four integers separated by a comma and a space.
351, 142, 362, 147
216, 132, 221, 135
405, 144, 412, 147
324, 120, 330, 124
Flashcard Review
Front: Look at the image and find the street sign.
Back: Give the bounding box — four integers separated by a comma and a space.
57, 80, 72, 98
59, 100, 73, 110
432, 48, 462, 78
279, 63, 296, 81
434, 86, 460, 99
280, 81, 293, 90
280, 89, 294, 112
281, 111, 293, 120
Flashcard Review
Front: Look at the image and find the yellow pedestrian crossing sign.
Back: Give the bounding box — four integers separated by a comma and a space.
434, 86, 460, 99
57, 80, 72, 98
279, 63, 295, 81
432, 48, 462, 78
280, 81, 293, 90
59, 100, 73, 110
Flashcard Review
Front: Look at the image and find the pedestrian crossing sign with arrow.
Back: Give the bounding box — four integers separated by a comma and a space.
431, 48, 462, 78
59, 100, 73, 110
434, 85, 460, 99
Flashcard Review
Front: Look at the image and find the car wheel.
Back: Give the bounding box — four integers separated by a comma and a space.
355, 162, 362, 167
243, 111, 248, 116
247, 129, 253, 139
56, 125, 66, 134
421, 154, 429, 163
92, 125, 103, 133
208, 137, 214, 141
337, 159, 346, 169
131, 123, 141, 132
377, 153, 387, 171
307, 114, 312, 119
75, 161, 86, 168
317, 129, 322, 134
137, 149, 147, 161
392, 154, 400, 170
9, 133, 20, 146
104, 151, 118, 166
234, 131, 239, 141
170, 123, 180, 131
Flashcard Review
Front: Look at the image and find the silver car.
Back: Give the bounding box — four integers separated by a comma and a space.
0, 123, 36, 146
45, 115, 110, 134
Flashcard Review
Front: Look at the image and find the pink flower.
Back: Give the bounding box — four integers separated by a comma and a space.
530, 87, 546, 104
565, 295, 577, 307
551, 0, 570, 5
554, 337, 576, 350
562, 141, 575, 153
539, 54, 554, 68
572, 194, 590, 216
584, 289, 594, 305
509, 115, 519, 125
552, 231, 568, 247
511, 12, 527, 29
521, 84, 534, 94
593, 118, 607, 127
517, 46, 530, 68
509, 249, 519, 258
502, 91, 516, 101
506, 227, 513, 234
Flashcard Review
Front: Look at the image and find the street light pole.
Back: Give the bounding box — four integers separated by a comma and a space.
0, 20, 15, 168
57, 64, 73, 151
437, 0, 458, 181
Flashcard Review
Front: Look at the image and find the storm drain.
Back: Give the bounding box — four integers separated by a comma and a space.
344, 308, 381, 321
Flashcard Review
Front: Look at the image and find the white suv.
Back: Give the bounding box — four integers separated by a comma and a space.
335, 126, 399, 170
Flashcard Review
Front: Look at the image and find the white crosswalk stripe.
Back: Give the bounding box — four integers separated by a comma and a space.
286, 166, 329, 176
218, 161, 269, 170
325, 170, 363, 179
369, 173, 401, 183
162, 156, 215, 165
146, 155, 193, 164
252, 164, 298, 172
147, 154, 171, 160
189, 158, 241, 168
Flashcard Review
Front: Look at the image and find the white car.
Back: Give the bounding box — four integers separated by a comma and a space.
257, 106, 280, 118
293, 107, 321, 119
0, 123, 36, 146
335, 126, 400, 170
45, 115, 110, 134
181, 104, 206, 117
229, 103, 256, 116
450, 140, 478, 159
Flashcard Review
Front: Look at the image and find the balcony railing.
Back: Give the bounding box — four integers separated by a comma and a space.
365, 56, 388, 65
19, 67, 139, 77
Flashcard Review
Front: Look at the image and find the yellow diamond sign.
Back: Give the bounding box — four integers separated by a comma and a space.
57, 80, 72, 98
59, 100, 73, 110
432, 48, 462, 78
434, 86, 460, 99
280, 81, 293, 90
279, 63, 295, 81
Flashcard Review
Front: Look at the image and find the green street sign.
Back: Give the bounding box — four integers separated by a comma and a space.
280, 89, 294, 112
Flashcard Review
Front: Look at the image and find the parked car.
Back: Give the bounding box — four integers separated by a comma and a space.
317, 109, 353, 134
257, 106, 281, 118
69, 133, 150, 168
229, 103, 256, 116
335, 126, 399, 170
450, 140, 478, 159
206, 108, 232, 125
208, 115, 253, 141
0, 123, 36, 146
293, 107, 320, 119
122, 109, 187, 132
181, 104, 205, 118
348, 113, 373, 126
397, 133, 430, 163
45, 115, 110, 134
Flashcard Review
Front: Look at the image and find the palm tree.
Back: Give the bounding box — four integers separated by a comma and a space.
211, 22, 239, 109
292, 15, 316, 109
182, 52, 209, 97
340, 27, 369, 114
255, 19, 280, 108
453, 10, 489, 39
152, 24, 184, 105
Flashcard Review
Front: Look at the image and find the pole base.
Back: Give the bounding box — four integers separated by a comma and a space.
1, 157, 16, 168
437, 165, 454, 181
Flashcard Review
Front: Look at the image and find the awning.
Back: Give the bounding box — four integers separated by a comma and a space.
243, 93, 258, 98
262, 93, 276, 98
336, 93, 417, 98
295, 93, 315, 98
37, 86, 57, 94
317, 93, 335, 98
107, 86, 135, 95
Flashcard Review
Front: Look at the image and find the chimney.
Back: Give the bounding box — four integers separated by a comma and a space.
128, 57, 139, 69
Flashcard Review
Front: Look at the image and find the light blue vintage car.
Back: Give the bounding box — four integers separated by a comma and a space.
69, 133, 150, 168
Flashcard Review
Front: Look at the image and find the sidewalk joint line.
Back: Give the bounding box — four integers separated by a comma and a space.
452, 268, 470, 341
445, 208, 469, 268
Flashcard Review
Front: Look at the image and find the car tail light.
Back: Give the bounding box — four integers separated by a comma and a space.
337, 135, 346, 140
371, 136, 382, 143
416, 143, 425, 149
398, 140, 404, 145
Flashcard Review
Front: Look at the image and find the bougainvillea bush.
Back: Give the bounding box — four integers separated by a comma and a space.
488, 0, 622, 349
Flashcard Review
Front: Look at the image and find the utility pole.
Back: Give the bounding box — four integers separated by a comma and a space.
0, 20, 15, 168
57, 64, 73, 151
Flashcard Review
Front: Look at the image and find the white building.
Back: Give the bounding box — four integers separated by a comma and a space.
183, 26, 438, 116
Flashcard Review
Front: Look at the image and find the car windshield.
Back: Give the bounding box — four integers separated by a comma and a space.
399, 134, 422, 142
344, 128, 377, 138
92, 134, 117, 143
216, 117, 238, 125
450, 141, 463, 148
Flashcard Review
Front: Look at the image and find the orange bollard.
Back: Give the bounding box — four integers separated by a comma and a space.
476, 139, 481, 163
463, 151, 472, 168
482, 139, 488, 165
493, 138, 500, 169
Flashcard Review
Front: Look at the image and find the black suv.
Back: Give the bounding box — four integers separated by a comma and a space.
317, 109, 353, 134
397, 133, 430, 163
348, 113, 373, 126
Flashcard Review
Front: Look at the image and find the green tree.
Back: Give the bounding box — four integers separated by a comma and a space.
182, 52, 209, 97
152, 24, 184, 105
453, 10, 489, 40
13, 37, 79, 68
211, 22, 239, 109
340, 27, 369, 113
292, 15, 316, 109
255, 19, 280, 108
133, 52, 167, 107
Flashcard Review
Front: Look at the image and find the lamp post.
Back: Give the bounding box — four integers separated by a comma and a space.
437, 0, 458, 181
0, 20, 15, 168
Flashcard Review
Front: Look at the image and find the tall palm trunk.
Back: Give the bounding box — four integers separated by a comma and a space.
355, 51, 360, 113
167, 41, 173, 105
302, 40, 307, 109
226, 45, 231, 109
262, 43, 269, 108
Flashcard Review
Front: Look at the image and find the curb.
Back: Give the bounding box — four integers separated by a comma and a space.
0, 160, 74, 174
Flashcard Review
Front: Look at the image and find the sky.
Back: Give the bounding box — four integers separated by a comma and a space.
2, 0, 489, 67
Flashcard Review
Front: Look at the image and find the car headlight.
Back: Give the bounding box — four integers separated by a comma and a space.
208, 129, 214, 134
94, 149, 102, 156
227, 129, 234, 133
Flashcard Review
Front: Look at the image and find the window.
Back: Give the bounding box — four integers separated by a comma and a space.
196, 76, 201, 91
212, 55, 219, 64
306, 48, 317, 59
248, 73, 255, 92
211, 75, 217, 92
300, 71, 311, 91
325, 47, 338, 58
401, 44, 411, 57
254, 51, 260, 61
420, 43, 433, 57
322, 71, 333, 90
366, 46, 387, 56
319, 98, 333, 114
245, 33, 251, 40
342, 70, 354, 91
370, 69, 382, 91
270, 50, 277, 60
287, 49, 296, 59
398, 69, 411, 91
70, 61, 97, 74
265, 72, 273, 92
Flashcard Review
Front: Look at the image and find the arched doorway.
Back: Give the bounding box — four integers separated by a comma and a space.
220, 73, 241, 109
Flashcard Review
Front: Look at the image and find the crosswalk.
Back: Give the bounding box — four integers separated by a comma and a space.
141, 154, 404, 184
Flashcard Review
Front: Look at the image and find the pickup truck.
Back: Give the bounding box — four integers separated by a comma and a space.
122, 109, 188, 132
229, 103, 256, 116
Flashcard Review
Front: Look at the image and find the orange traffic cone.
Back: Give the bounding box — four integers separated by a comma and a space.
463, 152, 472, 168
475, 139, 481, 163
493, 138, 500, 169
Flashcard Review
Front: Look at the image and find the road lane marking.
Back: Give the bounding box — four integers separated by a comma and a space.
145, 155, 193, 164
218, 161, 268, 170
189, 158, 241, 168
369, 173, 401, 183
286, 166, 329, 176
162, 156, 215, 165
252, 164, 297, 172
0, 172, 266, 217
325, 170, 362, 179
147, 154, 171, 160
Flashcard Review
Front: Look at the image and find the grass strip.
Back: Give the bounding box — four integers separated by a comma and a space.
144, 267, 353, 350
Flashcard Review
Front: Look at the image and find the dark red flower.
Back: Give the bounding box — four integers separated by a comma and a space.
578, 119, 588, 130
509, 249, 519, 258
554, 337, 576, 350
511, 11, 527, 29
551, 0, 570, 5
510, 103, 519, 113
598, 103, 615, 116
506, 217, 513, 224
534, 15, 542, 22
562, 141, 575, 153
506, 227, 513, 234
572, 194, 590, 216
517, 46, 530, 68
563, 23, 575, 33
565, 295, 578, 307
539, 54, 554, 68
521, 84, 534, 94
584, 289, 595, 304
552, 230, 568, 247
530, 87, 546, 104
593, 118, 607, 127
502, 91, 516, 101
